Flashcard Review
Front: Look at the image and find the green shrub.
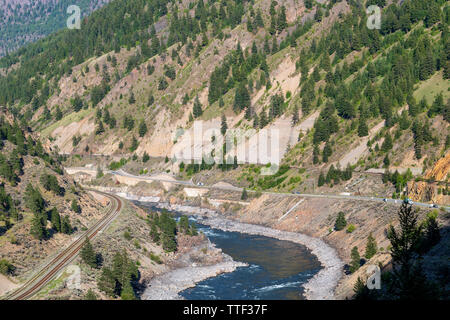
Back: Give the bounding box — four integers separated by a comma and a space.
123, 231, 132, 240
0, 259, 15, 275
150, 253, 163, 264
334, 212, 347, 231
346, 224, 356, 233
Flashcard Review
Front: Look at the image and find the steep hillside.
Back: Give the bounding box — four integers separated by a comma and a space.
0, 108, 106, 290
4, 0, 444, 204
0, 108, 220, 300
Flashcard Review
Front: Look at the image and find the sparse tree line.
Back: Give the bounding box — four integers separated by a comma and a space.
0, 183, 19, 231
0, 116, 78, 237
0, 116, 63, 185
149, 209, 198, 253
318, 164, 353, 187
382, 169, 414, 198
25, 183, 75, 240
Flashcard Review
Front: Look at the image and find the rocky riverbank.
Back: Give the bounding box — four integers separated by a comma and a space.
142, 239, 247, 300
154, 202, 344, 300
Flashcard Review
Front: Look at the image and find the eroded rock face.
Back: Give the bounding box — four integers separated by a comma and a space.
409, 152, 450, 204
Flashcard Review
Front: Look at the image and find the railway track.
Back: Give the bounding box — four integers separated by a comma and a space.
3, 190, 122, 300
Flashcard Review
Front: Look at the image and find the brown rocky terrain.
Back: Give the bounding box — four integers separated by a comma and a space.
409, 151, 450, 204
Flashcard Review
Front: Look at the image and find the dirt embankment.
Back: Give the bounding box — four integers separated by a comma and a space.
0, 274, 18, 296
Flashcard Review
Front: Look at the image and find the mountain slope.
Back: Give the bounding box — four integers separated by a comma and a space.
0, 108, 106, 286
0, 0, 449, 202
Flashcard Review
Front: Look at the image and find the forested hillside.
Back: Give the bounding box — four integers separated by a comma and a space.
0, 108, 106, 281
0, 0, 110, 57
0, 0, 448, 204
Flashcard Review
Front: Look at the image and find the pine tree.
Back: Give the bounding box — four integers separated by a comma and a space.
318, 172, 325, 187
193, 96, 203, 118
150, 223, 160, 243
245, 105, 253, 120
365, 233, 378, 259
81, 238, 97, 268
54, 106, 63, 121
138, 120, 147, 137
241, 188, 248, 200
182, 93, 189, 105
61, 216, 72, 234
233, 84, 250, 113
422, 213, 441, 252
253, 113, 259, 128
147, 93, 155, 107
255, 9, 264, 28
97, 267, 115, 297
353, 276, 373, 300
386, 202, 439, 299
383, 154, 390, 168
30, 214, 47, 240
178, 216, 190, 234
335, 212, 347, 231
277, 6, 287, 31
128, 91, 136, 104
50, 207, 61, 232
358, 119, 369, 137
158, 77, 168, 90
292, 105, 299, 126
130, 136, 139, 152
322, 142, 332, 163
71, 199, 81, 213
221, 114, 228, 136
121, 281, 136, 300
381, 132, 393, 152
350, 246, 361, 273
259, 111, 268, 128
72, 95, 83, 112
313, 145, 320, 164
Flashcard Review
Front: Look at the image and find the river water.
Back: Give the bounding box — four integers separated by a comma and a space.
137, 203, 321, 300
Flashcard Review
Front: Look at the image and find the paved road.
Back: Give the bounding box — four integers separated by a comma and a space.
3, 191, 122, 300
67, 167, 449, 211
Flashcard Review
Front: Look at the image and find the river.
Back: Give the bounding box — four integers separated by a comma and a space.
137, 202, 322, 300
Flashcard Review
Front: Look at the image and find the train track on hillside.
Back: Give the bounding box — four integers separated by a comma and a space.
3, 191, 122, 300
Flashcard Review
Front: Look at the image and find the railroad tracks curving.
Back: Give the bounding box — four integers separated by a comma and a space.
3, 190, 122, 300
